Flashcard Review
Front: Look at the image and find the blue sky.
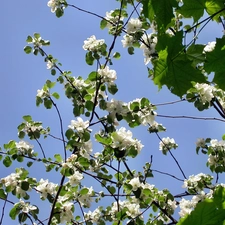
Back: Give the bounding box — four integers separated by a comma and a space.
1, 0, 225, 224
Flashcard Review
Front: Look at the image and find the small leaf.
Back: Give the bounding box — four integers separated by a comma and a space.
51, 69, 56, 75
24, 46, 32, 54
54, 154, 63, 163
0, 189, 7, 199
26, 36, 33, 43
128, 46, 134, 55
44, 98, 52, 109
100, 19, 107, 29
23, 115, 32, 122
21, 181, 29, 191
80, 188, 89, 195
113, 52, 121, 59
34, 33, 41, 39
3, 156, 12, 167
52, 92, 60, 99
86, 52, 95, 65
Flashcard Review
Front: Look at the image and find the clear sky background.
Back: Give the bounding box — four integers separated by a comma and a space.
1, 0, 225, 224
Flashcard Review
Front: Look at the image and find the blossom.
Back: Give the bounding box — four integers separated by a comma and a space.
126, 18, 142, 33
105, 10, 124, 29
37, 89, 48, 98
84, 207, 102, 223
121, 34, 134, 48
68, 117, 89, 133
46, 60, 54, 69
194, 83, 214, 104
36, 179, 57, 199
203, 41, 216, 53
98, 66, 117, 86
47, 0, 62, 13
68, 171, 83, 185
59, 201, 74, 223
83, 35, 105, 51
129, 177, 141, 191
196, 138, 206, 148
19, 200, 37, 213
159, 137, 178, 154
78, 186, 94, 207
140, 33, 157, 64
16, 140, 34, 154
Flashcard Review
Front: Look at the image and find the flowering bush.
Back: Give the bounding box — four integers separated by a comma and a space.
2, 0, 225, 225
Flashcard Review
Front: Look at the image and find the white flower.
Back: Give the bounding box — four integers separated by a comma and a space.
72, 77, 88, 89
196, 138, 205, 148
106, 99, 128, 116
19, 200, 37, 213
127, 18, 142, 33
140, 33, 157, 65
159, 137, 178, 154
16, 141, 34, 153
79, 140, 93, 159
46, 60, 54, 69
194, 83, 215, 104
68, 171, 83, 185
59, 201, 74, 223
84, 207, 101, 223
78, 186, 94, 207
98, 66, 117, 85
105, 10, 124, 29
121, 34, 134, 48
167, 199, 177, 211
37, 89, 48, 98
68, 117, 89, 133
129, 177, 141, 191
83, 35, 105, 51
36, 179, 57, 199
203, 41, 216, 53
47, 0, 61, 13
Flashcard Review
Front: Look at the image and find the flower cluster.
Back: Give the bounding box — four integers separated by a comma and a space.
68, 117, 90, 133
194, 83, 215, 105
140, 33, 158, 65
105, 10, 125, 33
126, 18, 142, 34
182, 173, 213, 193
98, 66, 117, 86
111, 127, 144, 156
1, 169, 32, 198
179, 192, 207, 217
203, 41, 216, 53
47, 0, 66, 13
84, 207, 102, 223
18, 199, 37, 213
83, 35, 105, 52
16, 140, 34, 155
36, 178, 57, 200
159, 137, 178, 155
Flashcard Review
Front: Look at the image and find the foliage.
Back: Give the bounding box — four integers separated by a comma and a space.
1, 0, 225, 224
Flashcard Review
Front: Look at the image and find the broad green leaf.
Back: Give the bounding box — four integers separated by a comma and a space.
205, 0, 225, 21
108, 84, 118, 95
34, 33, 40, 39
46, 80, 56, 89
54, 154, 63, 163
80, 188, 89, 195
0, 189, 7, 199
113, 52, 121, 59
85, 100, 94, 111
95, 134, 112, 145
51, 68, 56, 75
177, 192, 225, 225
18, 212, 27, 223
56, 8, 64, 18
88, 71, 100, 81
26, 36, 33, 43
176, 0, 205, 22
100, 19, 107, 29
44, 98, 52, 109
186, 44, 205, 66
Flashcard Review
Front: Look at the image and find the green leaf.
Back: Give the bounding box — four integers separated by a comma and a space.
44, 98, 52, 109
46, 80, 56, 89
80, 188, 89, 195
78, 157, 90, 167
153, 47, 206, 97
21, 181, 29, 191
3, 156, 12, 167
86, 52, 95, 65
147, 0, 177, 32
56, 8, 64, 18
88, 71, 100, 81
23, 115, 32, 122
205, 0, 225, 21
83, 131, 90, 142
108, 84, 118, 95
100, 19, 107, 29
18, 131, 25, 139
85, 100, 94, 111
65, 128, 74, 140
27, 161, 33, 167
26, 35, 33, 43
176, 0, 205, 23
36, 96, 43, 106
51, 68, 56, 75
24, 46, 32, 54
186, 44, 205, 66
113, 52, 121, 59
52, 92, 60, 99
9, 204, 20, 220
34, 33, 41, 39
95, 134, 112, 145
54, 154, 63, 163
0, 189, 7, 199
128, 46, 134, 55
18, 212, 27, 223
